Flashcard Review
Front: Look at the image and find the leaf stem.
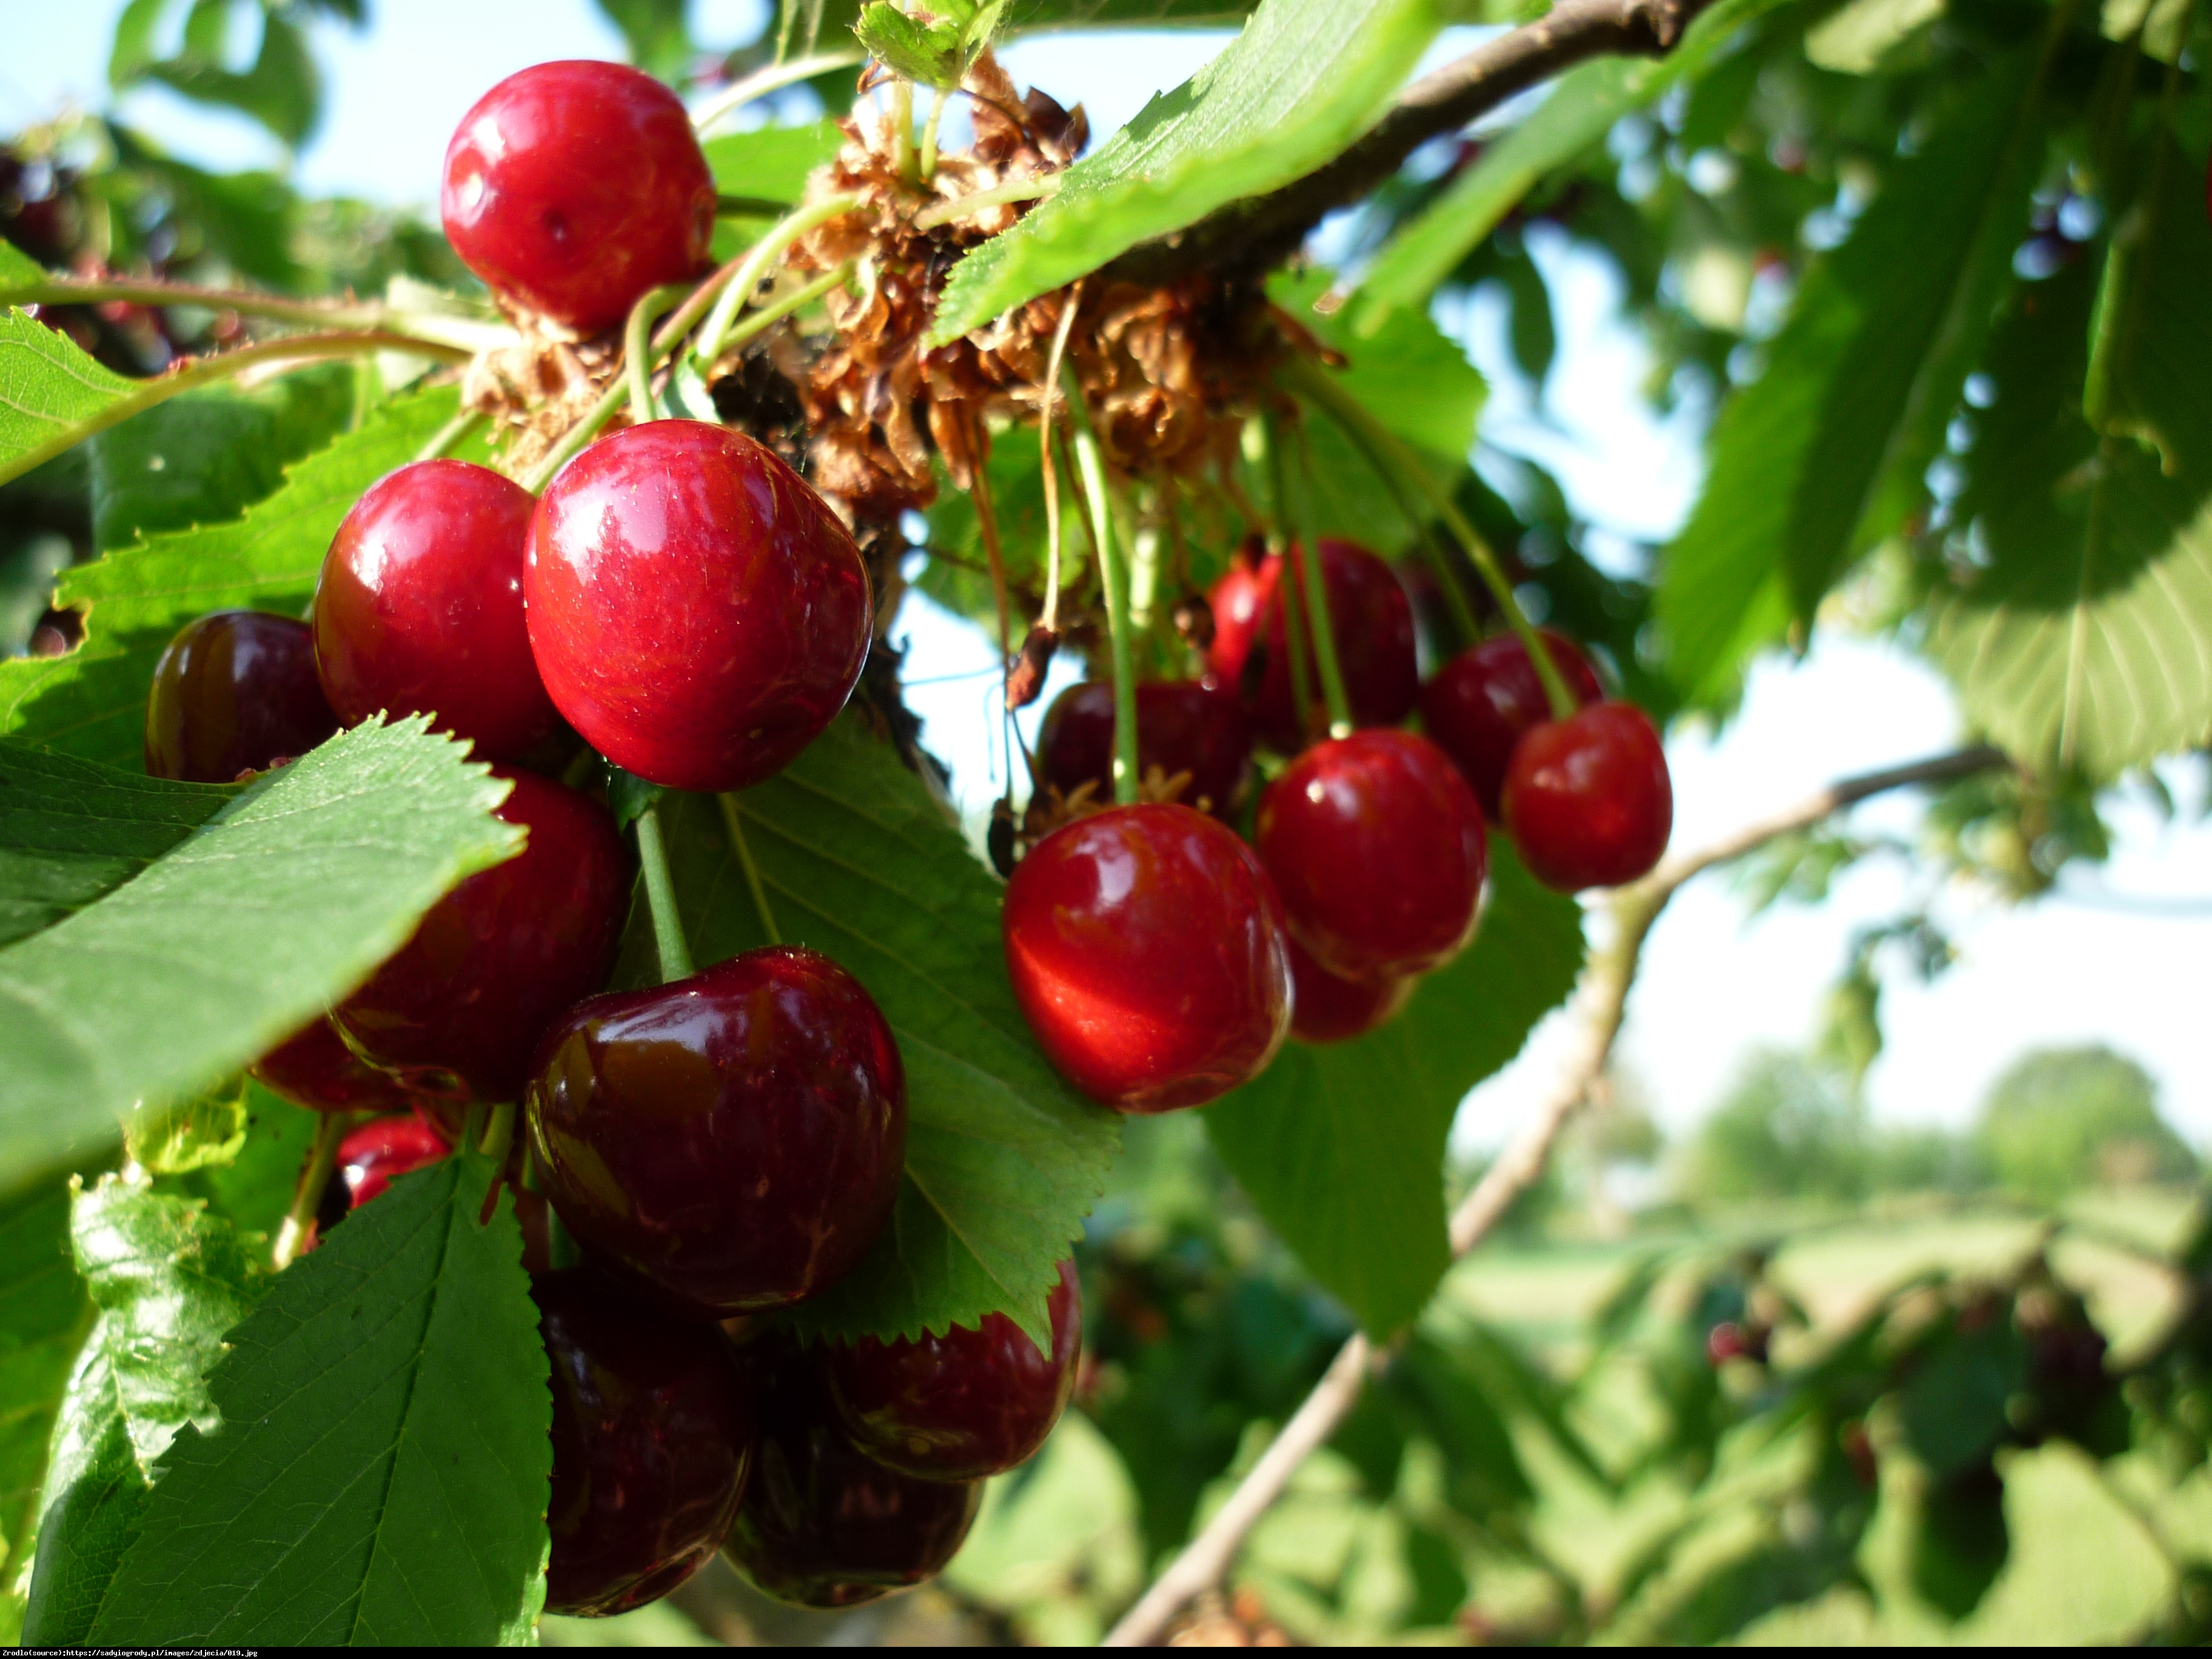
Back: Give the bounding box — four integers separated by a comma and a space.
1264, 411, 1351, 737
717, 793, 784, 946
0, 330, 472, 492
1062, 367, 1140, 805
634, 806, 695, 982
624, 284, 688, 422
692, 193, 863, 366
1285, 355, 1575, 719
273, 1109, 350, 1270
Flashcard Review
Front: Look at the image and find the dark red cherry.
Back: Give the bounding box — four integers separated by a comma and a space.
725, 1336, 980, 1609
145, 610, 338, 782
1420, 630, 1603, 820
1287, 936, 1415, 1047
332, 769, 627, 1103
441, 60, 716, 335
527, 421, 871, 793
1256, 729, 1487, 984
314, 459, 558, 762
527, 945, 906, 1319
827, 1259, 1080, 1483
250, 1016, 413, 1115
1502, 701, 1672, 892
336, 1111, 451, 1208
1037, 680, 1251, 818
535, 1266, 755, 1617
1205, 538, 1418, 752
1002, 803, 1292, 1113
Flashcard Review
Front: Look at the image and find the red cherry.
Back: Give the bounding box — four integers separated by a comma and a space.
1706, 1321, 1749, 1366
827, 1259, 1081, 1483
144, 610, 337, 782
1420, 630, 1603, 820
250, 1016, 414, 1115
332, 769, 628, 1103
336, 1112, 451, 1208
1205, 538, 1418, 752
1002, 803, 1292, 1113
1501, 702, 1672, 892
724, 1336, 980, 1609
1256, 729, 1487, 984
1037, 680, 1251, 818
527, 946, 907, 1319
1286, 936, 1415, 1047
526, 421, 871, 792
535, 1266, 754, 1617
313, 459, 558, 762
440, 61, 715, 335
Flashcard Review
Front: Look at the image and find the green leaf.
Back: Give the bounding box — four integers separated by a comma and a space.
634, 716, 1118, 1347
595, 0, 694, 80
1658, 47, 2043, 702
0, 720, 521, 1181
1202, 845, 1583, 1335
0, 1182, 93, 1629
1274, 268, 1485, 463
139, 11, 323, 147
0, 384, 460, 769
85, 1150, 551, 1646
0, 310, 137, 488
856, 2, 969, 85
702, 120, 846, 207
1931, 145, 2212, 778
928, 0, 1441, 344
167, 1084, 320, 1245
1803, 0, 1946, 73
1352, 0, 1785, 320
21, 1176, 261, 1646
122, 1077, 250, 1177
0, 241, 42, 286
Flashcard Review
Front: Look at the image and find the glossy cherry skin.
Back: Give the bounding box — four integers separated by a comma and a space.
1206, 538, 1419, 752
1503, 701, 1673, 892
1287, 936, 1415, 1047
828, 1259, 1081, 1483
1420, 630, 1604, 820
527, 421, 871, 793
1256, 729, 1487, 984
441, 60, 715, 335
534, 1266, 755, 1617
145, 610, 338, 782
1037, 680, 1252, 818
250, 1016, 414, 1115
725, 1336, 981, 1609
527, 945, 907, 1319
331, 769, 627, 1103
336, 1112, 451, 1208
314, 459, 558, 762
1003, 803, 1292, 1113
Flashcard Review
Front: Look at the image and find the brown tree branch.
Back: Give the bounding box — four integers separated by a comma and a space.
1101, 740, 2012, 1647
1100, 0, 1716, 288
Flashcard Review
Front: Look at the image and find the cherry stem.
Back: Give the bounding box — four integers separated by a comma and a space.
964, 408, 1013, 663
623, 284, 688, 421
273, 1109, 352, 1271
1263, 411, 1352, 738
717, 794, 785, 947
413, 406, 485, 464
690, 47, 865, 136
0, 275, 513, 354
1036, 287, 1084, 635
919, 85, 950, 180
0, 330, 471, 492
910, 175, 1061, 232
692, 193, 863, 366
478, 1101, 515, 1167
1252, 420, 1318, 742
634, 806, 695, 982
891, 79, 919, 185
1062, 366, 1140, 806
1285, 355, 1577, 720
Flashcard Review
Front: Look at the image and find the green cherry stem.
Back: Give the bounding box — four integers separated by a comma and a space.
692, 192, 863, 366
624, 283, 688, 422
273, 1108, 355, 1270
1263, 410, 1352, 737
1285, 354, 1577, 720
919, 85, 950, 180
717, 793, 785, 947
1062, 366, 1140, 806
634, 805, 695, 982
479, 1101, 516, 1166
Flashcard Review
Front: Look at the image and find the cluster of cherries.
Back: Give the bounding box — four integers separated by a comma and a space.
139, 58, 1082, 1618
1008, 535, 1673, 1114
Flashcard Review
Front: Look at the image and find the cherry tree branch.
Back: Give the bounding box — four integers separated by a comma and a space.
1101, 0, 1717, 287
1101, 740, 2010, 1647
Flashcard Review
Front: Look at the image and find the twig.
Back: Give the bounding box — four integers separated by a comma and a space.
1102, 740, 2011, 1646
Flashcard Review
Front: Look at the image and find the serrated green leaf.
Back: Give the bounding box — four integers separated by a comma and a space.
21, 1176, 261, 1646
0, 311, 137, 485
856, 2, 968, 84
0, 720, 521, 1181
1202, 845, 1583, 1335
85, 1150, 551, 1646
0, 241, 42, 286
0, 384, 460, 769
701, 120, 846, 207
163, 1084, 319, 1247
140, 12, 322, 147
1658, 47, 2042, 702
0, 1182, 93, 1629
1275, 268, 1485, 463
928, 0, 1441, 344
631, 716, 1118, 1347
1352, 0, 1783, 320
1931, 146, 2212, 777
123, 1077, 250, 1176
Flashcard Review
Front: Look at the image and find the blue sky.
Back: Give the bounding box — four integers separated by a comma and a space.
9, 0, 2211, 1148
